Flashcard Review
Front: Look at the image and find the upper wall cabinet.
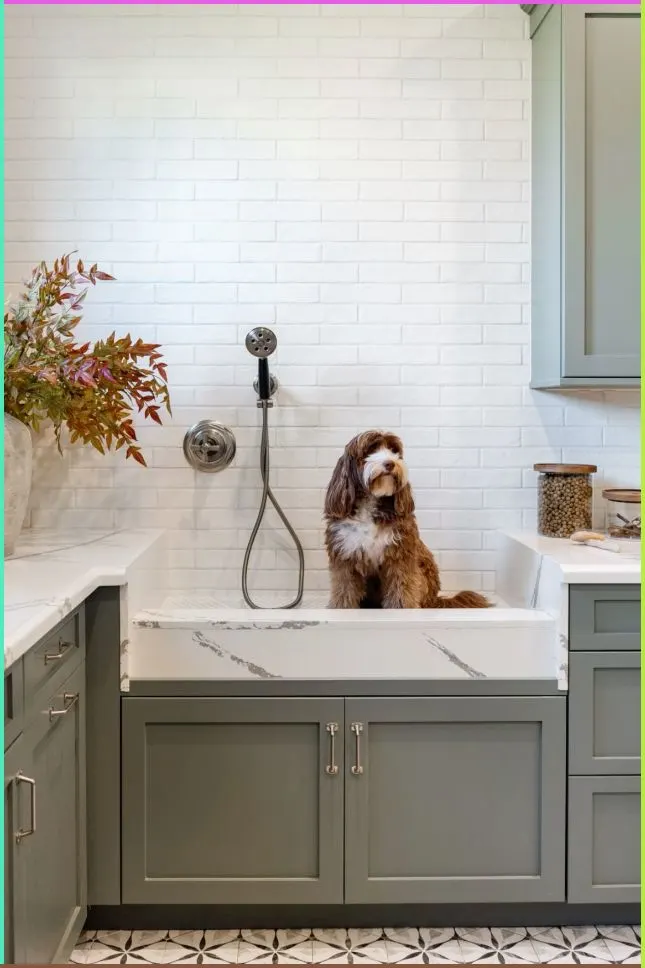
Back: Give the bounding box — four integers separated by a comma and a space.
529, 5, 641, 388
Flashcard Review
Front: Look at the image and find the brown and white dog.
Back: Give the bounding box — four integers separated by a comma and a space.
324, 430, 490, 609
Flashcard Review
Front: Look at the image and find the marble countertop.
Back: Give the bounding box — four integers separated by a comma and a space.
4, 529, 164, 669
504, 532, 640, 584
129, 614, 560, 689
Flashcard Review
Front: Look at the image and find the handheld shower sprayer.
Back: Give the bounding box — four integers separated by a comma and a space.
245, 327, 277, 402
242, 328, 304, 609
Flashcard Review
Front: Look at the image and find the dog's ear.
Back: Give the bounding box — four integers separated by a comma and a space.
324, 452, 362, 519
394, 482, 415, 518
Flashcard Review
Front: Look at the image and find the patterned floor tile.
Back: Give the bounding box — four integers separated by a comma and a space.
384, 940, 424, 963
348, 929, 386, 949
424, 941, 464, 963
69, 927, 640, 965
202, 950, 243, 965
384, 928, 423, 948
596, 926, 640, 946
312, 929, 351, 950
602, 939, 642, 963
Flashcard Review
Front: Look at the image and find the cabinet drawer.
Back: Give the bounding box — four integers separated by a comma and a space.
569, 585, 640, 651
568, 775, 640, 904
24, 608, 85, 715
4, 662, 24, 752
569, 652, 640, 775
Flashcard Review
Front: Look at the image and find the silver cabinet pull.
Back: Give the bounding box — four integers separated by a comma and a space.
48, 691, 79, 723
15, 772, 36, 843
44, 640, 71, 664
350, 722, 364, 775
325, 722, 339, 776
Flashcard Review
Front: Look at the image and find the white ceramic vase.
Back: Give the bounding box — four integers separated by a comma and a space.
4, 413, 33, 557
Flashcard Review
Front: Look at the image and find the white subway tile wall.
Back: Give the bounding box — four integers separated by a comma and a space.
5, 4, 640, 597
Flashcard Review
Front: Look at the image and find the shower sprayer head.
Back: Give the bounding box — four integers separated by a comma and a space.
245, 327, 277, 359
246, 328, 277, 403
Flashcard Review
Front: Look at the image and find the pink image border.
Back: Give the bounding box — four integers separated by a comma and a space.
3, 0, 642, 6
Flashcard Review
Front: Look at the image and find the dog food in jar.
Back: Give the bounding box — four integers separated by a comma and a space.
602, 488, 641, 539
534, 464, 596, 538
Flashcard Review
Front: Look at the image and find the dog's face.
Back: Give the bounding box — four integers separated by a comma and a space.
356, 431, 408, 498
324, 430, 413, 520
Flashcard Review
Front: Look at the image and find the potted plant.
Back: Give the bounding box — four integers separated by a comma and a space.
4, 254, 171, 556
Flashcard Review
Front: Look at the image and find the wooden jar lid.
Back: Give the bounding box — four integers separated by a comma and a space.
534, 463, 597, 474
602, 488, 641, 503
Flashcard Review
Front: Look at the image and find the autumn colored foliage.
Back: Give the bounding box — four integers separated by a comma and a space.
4, 254, 171, 466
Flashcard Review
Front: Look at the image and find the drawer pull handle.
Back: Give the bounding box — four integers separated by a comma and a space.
351, 722, 364, 775
48, 692, 79, 723
15, 772, 36, 843
44, 641, 72, 664
325, 722, 339, 776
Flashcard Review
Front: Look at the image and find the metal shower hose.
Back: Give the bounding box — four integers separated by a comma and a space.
241, 401, 305, 609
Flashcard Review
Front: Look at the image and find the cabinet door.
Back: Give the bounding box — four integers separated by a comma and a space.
122, 697, 344, 904
568, 775, 640, 903
569, 585, 641, 651
22, 662, 87, 964
569, 652, 640, 775
345, 696, 566, 904
4, 735, 32, 965
562, 6, 641, 379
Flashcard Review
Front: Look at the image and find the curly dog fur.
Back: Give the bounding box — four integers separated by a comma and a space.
324, 430, 490, 610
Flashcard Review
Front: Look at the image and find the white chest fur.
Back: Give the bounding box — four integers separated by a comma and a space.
331, 503, 394, 568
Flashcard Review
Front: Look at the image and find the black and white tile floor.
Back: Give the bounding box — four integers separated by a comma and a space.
70, 926, 640, 964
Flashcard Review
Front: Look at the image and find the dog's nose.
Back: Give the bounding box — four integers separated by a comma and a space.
383, 460, 394, 472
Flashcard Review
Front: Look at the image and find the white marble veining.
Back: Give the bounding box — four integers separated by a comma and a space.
495, 531, 641, 691
5, 528, 166, 669
128, 592, 558, 688
129, 527, 640, 692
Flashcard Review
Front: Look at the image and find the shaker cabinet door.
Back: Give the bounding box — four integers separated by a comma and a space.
22, 662, 87, 965
568, 775, 640, 903
4, 735, 31, 966
122, 696, 345, 905
568, 652, 640, 775
562, 6, 641, 380
344, 696, 566, 904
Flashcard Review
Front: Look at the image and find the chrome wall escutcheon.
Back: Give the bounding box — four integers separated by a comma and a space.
350, 722, 364, 775
325, 722, 339, 775
253, 374, 279, 399
183, 421, 236, 473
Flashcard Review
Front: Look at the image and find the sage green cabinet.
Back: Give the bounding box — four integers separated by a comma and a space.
122, 694, 566, 906
530, 5, 641, 388
568, 651, 640, 775
4, 656, 86, 965
4, 735, 29, 965
568, 775, 640, 903
566, 585, 640, 904
344, 696, 566, 904
121, 696, 345, 905
569, 585, 641, 652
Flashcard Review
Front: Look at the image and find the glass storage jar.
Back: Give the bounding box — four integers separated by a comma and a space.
534, 463, 597, 538
602, 488, 641, 539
